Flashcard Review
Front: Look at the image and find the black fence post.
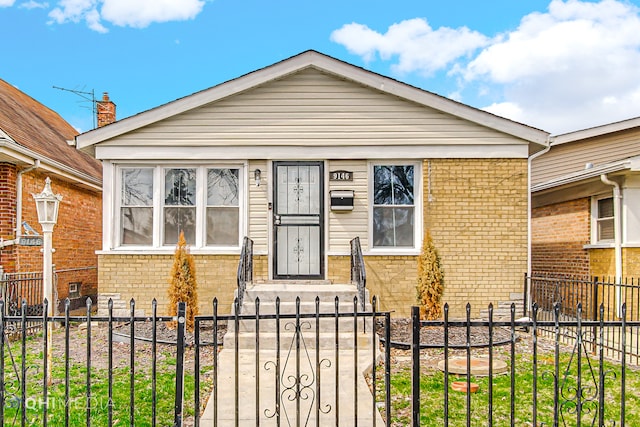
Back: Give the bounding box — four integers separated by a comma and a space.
523, 272, 529, 317
411, 306, 420, 427
174, 302, 186, 427
591, 277, 599, 354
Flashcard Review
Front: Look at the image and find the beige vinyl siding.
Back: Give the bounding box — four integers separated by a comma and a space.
327, 160, 368, 253
248, 160, 269, 252
103, 68, 524, 149
532, 128, 640, 186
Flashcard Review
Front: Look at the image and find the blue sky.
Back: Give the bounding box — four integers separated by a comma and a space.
2, 0, 640, 135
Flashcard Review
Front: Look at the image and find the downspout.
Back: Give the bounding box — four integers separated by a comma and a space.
16, 160, 41, 240
600, 173, 623, 317
527, 136, 551, 313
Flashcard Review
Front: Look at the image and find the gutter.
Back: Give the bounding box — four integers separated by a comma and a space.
526, 136, 551, 312
600, 173, 623, 317
0, 139, 102, 190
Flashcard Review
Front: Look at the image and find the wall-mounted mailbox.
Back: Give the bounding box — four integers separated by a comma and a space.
330, 190, 354, 211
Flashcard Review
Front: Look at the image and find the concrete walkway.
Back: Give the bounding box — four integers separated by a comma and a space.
199, 284, 385, 426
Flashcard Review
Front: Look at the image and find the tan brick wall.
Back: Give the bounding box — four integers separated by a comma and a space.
531, 198, 591, 276
589, 247, 640, 279
98, 254, 239, 316
624, 248, 640, 278
424, 159, 528, 317
97, 158, 530, 319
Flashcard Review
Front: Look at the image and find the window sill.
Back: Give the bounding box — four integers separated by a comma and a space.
583, 243, 615, 249
583, 243, 640, 249
363, 248, 420, 257
97, 247, 242, 256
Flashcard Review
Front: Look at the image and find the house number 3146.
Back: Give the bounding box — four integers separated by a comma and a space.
330, 170, 353, 181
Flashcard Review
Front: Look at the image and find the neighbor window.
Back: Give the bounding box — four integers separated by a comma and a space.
372, 164, 416, 247
596, 197, 614, 242
118, 165, 243, 248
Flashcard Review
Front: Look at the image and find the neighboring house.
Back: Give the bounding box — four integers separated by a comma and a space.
76, 50, 549, 317
0, 79, 104, 311
531, 117, 640, 280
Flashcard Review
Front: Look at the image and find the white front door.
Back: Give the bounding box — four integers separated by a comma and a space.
273, 161, 324, 279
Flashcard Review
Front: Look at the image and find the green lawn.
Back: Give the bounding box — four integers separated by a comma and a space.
1, 331, 212, 427
377, 350, 640, 427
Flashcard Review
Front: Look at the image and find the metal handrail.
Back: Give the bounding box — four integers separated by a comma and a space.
236, 236, 254, 314
350, 237, 367, 310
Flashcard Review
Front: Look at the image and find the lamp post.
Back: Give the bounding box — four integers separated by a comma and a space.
32, 177, 62, 385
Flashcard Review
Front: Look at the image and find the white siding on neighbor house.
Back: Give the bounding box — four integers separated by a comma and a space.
98, 68, 527, 154
532, 128, 640, 186
326, 160, 368, 254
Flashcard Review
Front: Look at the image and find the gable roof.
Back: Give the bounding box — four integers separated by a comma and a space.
76, 50, 549, 155
0, 78, 102, 188
552, 115, 640, 146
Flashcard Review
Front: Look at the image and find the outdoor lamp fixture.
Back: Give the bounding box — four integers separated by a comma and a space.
33, 177, 62, 231
32, 177, 62, 385
254, 169, 262, 187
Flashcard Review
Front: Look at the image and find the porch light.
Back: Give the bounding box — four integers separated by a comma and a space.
33, 177, 62, 232
254, 169, 262, 187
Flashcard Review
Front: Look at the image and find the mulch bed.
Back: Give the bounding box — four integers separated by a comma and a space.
113, 317, 512, 349
377, 318, 514, 349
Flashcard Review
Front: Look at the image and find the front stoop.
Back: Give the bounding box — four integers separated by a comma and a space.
200, 282, 384, 427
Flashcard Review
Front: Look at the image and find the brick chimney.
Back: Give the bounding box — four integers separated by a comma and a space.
96, 92, 116, 128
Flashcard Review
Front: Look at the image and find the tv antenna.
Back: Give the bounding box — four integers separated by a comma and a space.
53, 86, 98, 129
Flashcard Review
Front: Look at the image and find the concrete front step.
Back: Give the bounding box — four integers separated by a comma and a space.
240, 283, 369, 305
227, 282, 374, 350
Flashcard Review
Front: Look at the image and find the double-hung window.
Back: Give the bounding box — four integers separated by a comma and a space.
371, 163, 417, 248
121, 168, 154, 245
118, 165, 243, 249
595, 196, 614, 243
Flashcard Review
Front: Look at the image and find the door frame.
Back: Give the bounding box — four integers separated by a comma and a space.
271, 161, 325, 280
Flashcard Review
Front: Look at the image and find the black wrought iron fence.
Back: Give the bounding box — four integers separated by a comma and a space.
1, 272, 45, 317
529, 274, 640, 361
1, 297, 639, 427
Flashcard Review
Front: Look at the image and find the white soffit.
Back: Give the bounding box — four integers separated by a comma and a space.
95, 144, 530, 160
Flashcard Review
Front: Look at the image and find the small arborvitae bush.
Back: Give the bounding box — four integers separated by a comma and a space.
168, 231, 199, 332
417, 230, 445, 320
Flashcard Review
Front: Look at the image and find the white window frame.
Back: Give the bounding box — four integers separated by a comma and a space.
591, 194, 615, 244
367, 161, 422, 253
113, 163, 245, 251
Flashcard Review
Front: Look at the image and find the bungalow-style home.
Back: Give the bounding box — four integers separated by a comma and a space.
531, 117, 640, 280
76, 50, 549, 317
0, 79, 104, 312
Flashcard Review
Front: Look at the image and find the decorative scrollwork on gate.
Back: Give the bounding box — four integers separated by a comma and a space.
263, 319, 332, 426
540, 327, 618, 427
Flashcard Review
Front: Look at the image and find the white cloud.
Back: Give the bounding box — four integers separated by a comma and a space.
20, 1, 49, 9
0, 0, 16, 6
48, 0, 205, 32
330, 18, 489, 76
101, 0, 204, 28
332, 0, 640, 134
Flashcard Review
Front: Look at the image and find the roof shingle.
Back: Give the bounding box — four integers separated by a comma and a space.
0, 78, 101, 181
